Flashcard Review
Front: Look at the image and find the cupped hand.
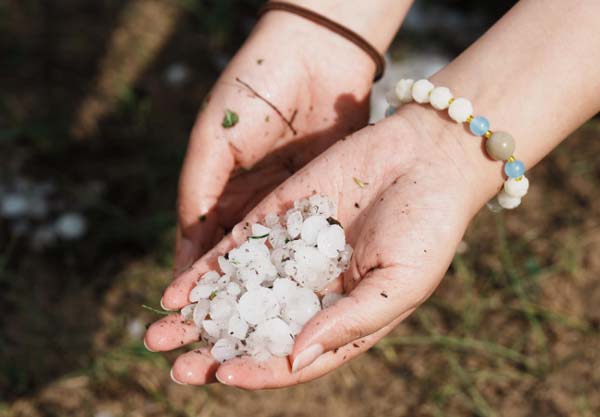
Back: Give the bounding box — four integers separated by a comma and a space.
146, 104, 491, 388
174, 12, 376, 275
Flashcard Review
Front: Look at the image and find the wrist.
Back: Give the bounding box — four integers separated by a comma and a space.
391, 103, 503, 217
276, 0, 412, 54
255, 9, 375, 87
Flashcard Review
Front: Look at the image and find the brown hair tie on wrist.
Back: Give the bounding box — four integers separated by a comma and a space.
258, 1, 385, 81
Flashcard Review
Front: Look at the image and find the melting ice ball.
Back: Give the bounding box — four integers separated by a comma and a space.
177, 195, 353, 362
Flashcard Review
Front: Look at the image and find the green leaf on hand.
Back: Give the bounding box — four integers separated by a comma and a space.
222, 109, 239, 128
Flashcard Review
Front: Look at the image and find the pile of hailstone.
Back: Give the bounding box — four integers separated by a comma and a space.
180, 195, 352, 363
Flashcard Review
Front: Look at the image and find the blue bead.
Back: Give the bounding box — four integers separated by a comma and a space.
469, 116, 490, 136
385, 106, 397, 117
504, 160, 526, 178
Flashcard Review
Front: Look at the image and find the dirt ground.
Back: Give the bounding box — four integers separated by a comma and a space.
1, 1, 599, 416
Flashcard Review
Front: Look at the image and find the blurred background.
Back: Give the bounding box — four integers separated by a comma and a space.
1, 1, 599, 416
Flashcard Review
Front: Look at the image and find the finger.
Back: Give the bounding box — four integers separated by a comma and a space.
215, 316, 405, 390
144, 314, 201, 352
171, 348, 219, 385
173, 224, 200, 277
162, 235, 239, 310
174, 119, 233, 274
289, 266, 422, 374
289, 176, 467, 373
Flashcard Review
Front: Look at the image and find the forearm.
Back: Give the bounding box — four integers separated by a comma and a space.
414, 0, 600, 213
280, 0, 413, 53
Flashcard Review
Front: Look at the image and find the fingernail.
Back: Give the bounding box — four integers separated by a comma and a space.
215, 371, 234, 386
170, 368, 187, 385
291, 344, 324, 373
160, 297, 173, 311
143, 338, 157, 352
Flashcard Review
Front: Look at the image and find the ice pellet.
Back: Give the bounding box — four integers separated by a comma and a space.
178, 195, 353, 362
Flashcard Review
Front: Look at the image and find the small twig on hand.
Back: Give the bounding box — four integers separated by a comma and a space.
235, 77, 297, 135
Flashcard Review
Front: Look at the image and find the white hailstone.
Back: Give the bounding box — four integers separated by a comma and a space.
321, 292, 344, 309
339, 244, 354, 267
178, 195, 353, 361
272, 278, 298, 304
251, 223, 270, 241
497, 190, 521, 209
180, 303, 195, 320
503, 176, 529, 198
300, 215, 329, 245
385, 89, 401, 107
271, 247, 291, 274
202, 319, 222, 339
54, 212, 87, 240
218, 256, 236, 275
246, 340, 271, 362
411, 79, 434, 103
227, 314, 249, 339
281, 287, 321, 327
201, 270, 221, 283
308, 194, 336, 217
395, 79, 415, 104
294, 246, 330, 274
286, 210, 303, 238
448, 97, 473, 123
211, 337, 240, 363
317, 224, 346, 258
189, 283, 216, 302
252, 318, 294, 356
226, 282, 241, 296
0, 193, 28, 219
209, 294, 237, 322
217, 275, 231, 287
429, 86, 453, 110
239, 269, 264, 289
268, 223, 287, 248
294, 198, 311, 213
287, 321, 303, 335
283, 260, 300, 280
193, 299, 210, 327
264, 213, 279, 227
237, 287, 280, 325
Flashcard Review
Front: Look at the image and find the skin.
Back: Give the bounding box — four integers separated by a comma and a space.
147, 0, 600, 389
173, 0, 412, 275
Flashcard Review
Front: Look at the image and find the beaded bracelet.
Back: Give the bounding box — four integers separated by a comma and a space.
384, 79, 529, 211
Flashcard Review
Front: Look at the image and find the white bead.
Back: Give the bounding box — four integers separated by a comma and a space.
429, 87, 453, 110
411, 79, 434, 103
448, 97, 473, 123
395, 79, 414, 103
385, 89, 401, 107
497, 190, 521, 209
503, 176, 529, 198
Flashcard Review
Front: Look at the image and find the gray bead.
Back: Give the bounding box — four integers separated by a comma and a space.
486, 131, 515, 161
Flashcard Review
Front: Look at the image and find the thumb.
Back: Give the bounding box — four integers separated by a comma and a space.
175, 76, 297, 276
289, 265, 429, 373
174, 122, 234, 275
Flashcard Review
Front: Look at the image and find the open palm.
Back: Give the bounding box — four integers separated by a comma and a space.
174, 13, 376, 273
147, 105, 485, 388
